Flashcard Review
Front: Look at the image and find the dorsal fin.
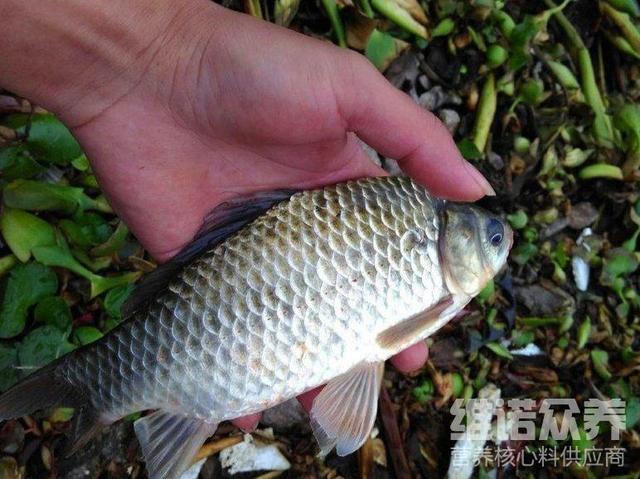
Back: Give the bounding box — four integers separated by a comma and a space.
122, 188, 298, 317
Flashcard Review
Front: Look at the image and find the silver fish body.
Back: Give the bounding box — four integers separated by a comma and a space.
0, 176, 511, 478
65, 176, 451, 421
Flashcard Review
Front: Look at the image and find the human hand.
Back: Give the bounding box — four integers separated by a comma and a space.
0, 0, 494, 432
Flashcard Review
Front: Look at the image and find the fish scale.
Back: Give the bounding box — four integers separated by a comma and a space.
59, 176, 445, 421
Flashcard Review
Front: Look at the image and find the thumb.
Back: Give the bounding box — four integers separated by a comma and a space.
337, 54, 495, 201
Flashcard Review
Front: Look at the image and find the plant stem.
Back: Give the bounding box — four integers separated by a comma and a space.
601, 2, 640, 53
578, 163, 624, 180
472, 73, 497, 155
545, 0, 615, 147
244, 0, 263, 18
321, 0, 347, 47
370, 0, 428, 39
359, 0, 375, 18
604, 30, 640, 58
606, 0, 640, 16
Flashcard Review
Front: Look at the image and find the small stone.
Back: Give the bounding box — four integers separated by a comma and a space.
515, 284, 575, 316
568, 202, 599, 229
417, 86, 461, 112
438, 109, 461, 135
418, 74, 430, 91
487, 152, 505, 170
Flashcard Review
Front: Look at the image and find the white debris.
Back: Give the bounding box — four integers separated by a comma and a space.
179, 459, 206, 479
447, 384, 501, 479
220, 433, 291, 475
573, 227, 593, 291
572, 256, 590, 291
510, 343, 543, 356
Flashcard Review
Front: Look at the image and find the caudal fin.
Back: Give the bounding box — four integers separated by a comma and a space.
0, 362, 106, 453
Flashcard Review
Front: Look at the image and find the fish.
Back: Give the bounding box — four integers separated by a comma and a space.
0, 176, 512, 479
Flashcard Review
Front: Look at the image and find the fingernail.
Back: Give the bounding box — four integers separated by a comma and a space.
463, 161, 496, 196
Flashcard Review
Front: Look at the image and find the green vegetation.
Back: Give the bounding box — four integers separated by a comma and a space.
1, 0, 640, 477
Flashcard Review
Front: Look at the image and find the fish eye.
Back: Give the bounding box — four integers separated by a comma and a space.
486, 219, 504, 247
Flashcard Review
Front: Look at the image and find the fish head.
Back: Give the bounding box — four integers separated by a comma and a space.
438, 202, 512, 297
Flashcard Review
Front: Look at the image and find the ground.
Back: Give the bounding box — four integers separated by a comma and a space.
0, 0, 639, 477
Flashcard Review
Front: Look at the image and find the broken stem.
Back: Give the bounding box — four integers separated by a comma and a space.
601, 1, 640, 53
472, 72, 497, 155
578, 163, 624, 180
321, 0, 347, 47
546, 0, 615, 147
244, 0, 263, 18
370, 0, 428, 39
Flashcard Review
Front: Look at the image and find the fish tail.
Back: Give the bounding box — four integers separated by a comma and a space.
0, 361, 106, 454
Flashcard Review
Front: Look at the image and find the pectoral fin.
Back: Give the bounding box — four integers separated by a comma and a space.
310, 362, 384, 457
134, 411, 218, 479
376, 295, 454, 350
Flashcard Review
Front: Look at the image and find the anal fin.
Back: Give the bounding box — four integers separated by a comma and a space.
134, 411, 218, 479
310, 362, 384, 457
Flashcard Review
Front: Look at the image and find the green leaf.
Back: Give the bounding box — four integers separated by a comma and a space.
90, 221, 128, 256
72, 326, 103, 345
59, 212, 111, 248
32, 244, 141, 298
70, 154, 90, 171
507, 210, 528, 229
32, 244, 96, 279
457, 138, 483, 160
0, 208, 57, 262
601, 248, 639, 286
104, 284, 135, 319
519, 78, 545, 105
591, 349, 613, 381
0, 262, 58, 338
0, 146, 45, 180
5, 114, 82, 165
577, 317, 591, 348
626, 396, 640, 428
476, 279, 495, 303
486, 44, 508, 68
412, 379, 434, 404
3, 179, 101, 214
72, 248, 112, 272
431, 18, 455, 37
512, 330, 535, 347
485, 342, 514, 360
508, 16, 539, 71
511, 242, 538, 265
34, 296, 72, 332
0, 345, 18, 392
365, 29, 409, 71
546, 60, 581, 90
17, 325, 75, 370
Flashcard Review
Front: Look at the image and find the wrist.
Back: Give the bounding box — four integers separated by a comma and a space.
0, 0, 218, 126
